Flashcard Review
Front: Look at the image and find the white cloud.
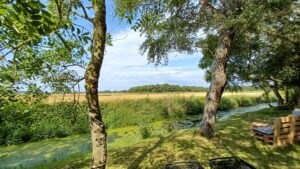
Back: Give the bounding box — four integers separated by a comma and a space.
72, 28, 209, 91
98, 29, 209, 90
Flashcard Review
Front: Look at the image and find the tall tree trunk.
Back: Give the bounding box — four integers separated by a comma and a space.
271, 81, 284, 106
85, 1, 107, 168
284, 86, 289, 105
200, 28, 234, 138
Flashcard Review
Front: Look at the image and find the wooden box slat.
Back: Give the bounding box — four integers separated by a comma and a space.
252, 115, 300, 146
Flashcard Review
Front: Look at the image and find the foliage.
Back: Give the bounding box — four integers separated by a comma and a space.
198, 0, 299, 101
0, 94, 275, 145
128, 84, 207, 93
139, 125, 152, 139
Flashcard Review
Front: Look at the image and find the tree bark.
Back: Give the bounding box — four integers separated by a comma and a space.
271, 81, 284, 106
261, 86, 273, 107
84, 1, 107, 168
284, 86, 289, 105
200, 27, 234, 138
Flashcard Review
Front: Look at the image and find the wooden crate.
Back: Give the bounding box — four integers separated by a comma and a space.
252, 115, 300, 146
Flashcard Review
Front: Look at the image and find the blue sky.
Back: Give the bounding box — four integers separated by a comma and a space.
69, 1, 209, 91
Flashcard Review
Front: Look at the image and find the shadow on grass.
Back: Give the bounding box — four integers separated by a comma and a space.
212, 108, 300, 169
29, 108, 300, 169
127, 133, 175, 169
107, 108, 300, 168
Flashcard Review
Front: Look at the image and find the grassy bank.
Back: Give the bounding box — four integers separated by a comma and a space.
1, 107, 298, 169
0, 94, 275, 145
33, 108, 300, 169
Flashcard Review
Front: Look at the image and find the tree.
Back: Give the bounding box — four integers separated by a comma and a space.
1, 0, 108, 168
115, 0, 279, 137
84, 0, 107, 168
199, 0, 299, 107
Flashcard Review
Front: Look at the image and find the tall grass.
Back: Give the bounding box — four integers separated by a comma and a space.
0, 94, 275, 145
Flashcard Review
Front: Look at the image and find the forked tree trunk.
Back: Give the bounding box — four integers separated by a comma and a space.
200, 28, 234, 138
271, 81, 284, 106
84, 1, 107, 168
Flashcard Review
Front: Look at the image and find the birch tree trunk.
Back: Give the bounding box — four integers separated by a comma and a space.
84, 0, 107, 168
200, 27, 234, 138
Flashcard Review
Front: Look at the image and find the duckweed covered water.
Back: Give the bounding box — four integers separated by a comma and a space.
0, 103, 274, 169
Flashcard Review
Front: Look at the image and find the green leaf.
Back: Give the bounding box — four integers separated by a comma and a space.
0, 8, 8, 15
31, 21, 42, 27
31, 14, 42, 20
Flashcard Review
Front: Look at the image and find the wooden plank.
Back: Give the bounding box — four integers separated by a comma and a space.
295, 135, 300, 141
294, 115, 300, 120
278, 139, 290, 145
289, 116, 296, 144
279, 128, 290, 134
279, 116, 292, 123
280, 123, 292, 128
295, 121, 300, 126
279, 134, 288, 139
296, 126, 300, 131
274, 118, 282, 146
295, 132, 300, 136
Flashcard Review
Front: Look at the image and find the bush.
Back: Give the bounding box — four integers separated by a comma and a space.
236, 97, 255, 107
219, 97, 238, 110
185, 97, 204, 115
139, 125, 152, 139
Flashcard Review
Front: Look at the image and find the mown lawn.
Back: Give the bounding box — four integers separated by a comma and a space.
1, 108, 299, 169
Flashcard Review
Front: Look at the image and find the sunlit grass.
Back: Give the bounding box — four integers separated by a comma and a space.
46, 91, 263, 103
45, 108, 300, 169
2, 107, 297, 169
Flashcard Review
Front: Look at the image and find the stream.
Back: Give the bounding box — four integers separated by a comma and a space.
0, 103, 275, 169
170, 102, 276, 129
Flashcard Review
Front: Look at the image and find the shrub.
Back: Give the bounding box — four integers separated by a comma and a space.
185, 97, 204, 115
219, 97, 238, 110
139, 125, 152, 139
236, 97, 255, 107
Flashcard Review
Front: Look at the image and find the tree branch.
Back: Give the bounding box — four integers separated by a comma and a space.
0, 38, 32, 60
199, 0, 222, 13
72, 11, 93, 23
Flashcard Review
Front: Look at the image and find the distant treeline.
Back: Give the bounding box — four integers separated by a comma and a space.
127, 84, 208, 93
98, 84, 260, 93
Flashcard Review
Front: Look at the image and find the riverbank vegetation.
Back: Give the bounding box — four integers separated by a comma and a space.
0, 94, 275, 145
1, 107, 299, 169
1, 0, 299, 168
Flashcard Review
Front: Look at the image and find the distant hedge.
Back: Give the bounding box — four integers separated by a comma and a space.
128, 84, 208, 93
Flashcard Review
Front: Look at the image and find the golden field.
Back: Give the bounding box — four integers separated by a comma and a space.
46, 91, 263, 103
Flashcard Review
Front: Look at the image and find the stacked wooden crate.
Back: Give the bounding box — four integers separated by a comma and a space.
251, 115, 300, 146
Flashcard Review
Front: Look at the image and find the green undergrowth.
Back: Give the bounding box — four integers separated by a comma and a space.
61, 108, 300, 169
2, 107, 299, 169
0, 94, 275, 145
